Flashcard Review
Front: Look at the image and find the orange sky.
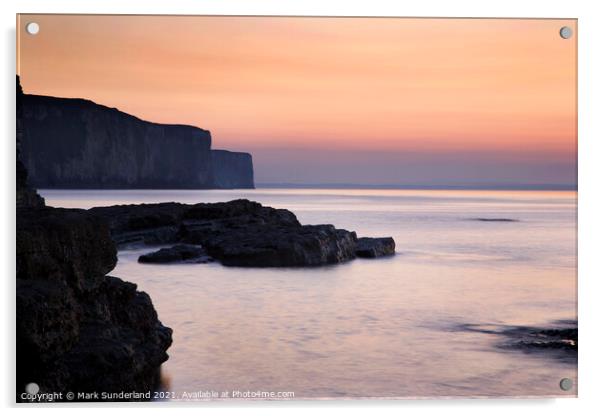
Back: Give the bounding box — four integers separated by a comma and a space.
17, 15, 577, 186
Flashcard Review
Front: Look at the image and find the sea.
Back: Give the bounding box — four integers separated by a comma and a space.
40, 188, 577, 399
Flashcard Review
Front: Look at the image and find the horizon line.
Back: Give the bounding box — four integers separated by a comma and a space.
256, 182, 577, 191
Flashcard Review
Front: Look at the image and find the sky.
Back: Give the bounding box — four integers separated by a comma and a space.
17, 15, 577, 187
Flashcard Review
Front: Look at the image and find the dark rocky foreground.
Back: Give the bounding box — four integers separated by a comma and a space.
16, 208, 173, 402
89, 199, 395, 267
16, 198, 393, 402
16, 77, 172, 402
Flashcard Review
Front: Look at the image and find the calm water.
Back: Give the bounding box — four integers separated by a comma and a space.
41, 188, 577, 399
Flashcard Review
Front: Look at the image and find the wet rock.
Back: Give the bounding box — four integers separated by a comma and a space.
62, 276, 172, 396
17, 207, 117, 292
91, 199, 368, 267
180, 199, 300, 227
138, 244, 213, 264
355, 237, 396, 258
196, 224, 358, 267
89, 202, 186, 247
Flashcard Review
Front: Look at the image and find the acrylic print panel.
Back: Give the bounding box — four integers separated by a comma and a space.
16, 15, 577, 402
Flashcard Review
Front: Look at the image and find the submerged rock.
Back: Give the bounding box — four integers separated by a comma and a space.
501, 327, 577, 352
456, 322, 577, 362
91, 199, 392, 267
355, 237, 396, 258
139, 244, 213, 264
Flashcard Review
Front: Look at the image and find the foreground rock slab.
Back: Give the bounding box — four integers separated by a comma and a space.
90, 199, 396, 267
17, 207, 172, 401
139, 244, 213, 264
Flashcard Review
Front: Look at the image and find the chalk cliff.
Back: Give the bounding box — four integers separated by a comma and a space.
20, 93, 254, 189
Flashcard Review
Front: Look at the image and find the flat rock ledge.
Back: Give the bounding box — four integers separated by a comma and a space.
90, 199, 395, 267
139, 244, 213, 264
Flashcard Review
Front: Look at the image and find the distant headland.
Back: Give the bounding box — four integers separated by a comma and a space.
19, 83, 254, 190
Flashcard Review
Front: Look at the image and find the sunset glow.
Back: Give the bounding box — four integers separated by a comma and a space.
17, 15, 577, 186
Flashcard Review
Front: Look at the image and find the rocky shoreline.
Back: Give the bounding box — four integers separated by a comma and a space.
16, 207, 173, 402
15, 76, 395, 402
17, 198, 394, 402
